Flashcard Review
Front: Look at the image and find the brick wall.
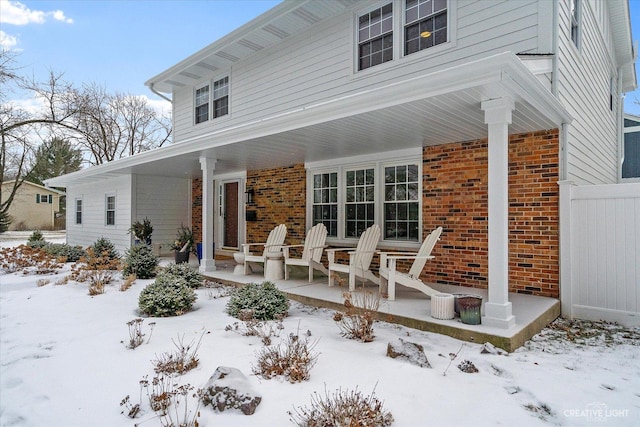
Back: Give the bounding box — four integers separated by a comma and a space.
422, 129, 559, 298
246, 164, 307, 245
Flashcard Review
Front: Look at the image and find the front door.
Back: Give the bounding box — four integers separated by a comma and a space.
222, 181, 239, 249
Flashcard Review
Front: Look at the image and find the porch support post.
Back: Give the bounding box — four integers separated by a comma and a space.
199, 156, 217, 273
481, 97, 516, 329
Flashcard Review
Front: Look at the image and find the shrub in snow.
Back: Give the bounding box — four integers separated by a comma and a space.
138, 274, 197, 317
44, 243, 86, 262
91, 236, 119, 260
289, 387, 393, 427
253, 334, 318, 383
162, 262, 203, 288
333, 291, 380, 342
226, 281, 289, 321
122, 244, 158, 279
27, 230, 45, 243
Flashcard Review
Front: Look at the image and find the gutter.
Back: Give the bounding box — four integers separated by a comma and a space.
150, 83, 172, 103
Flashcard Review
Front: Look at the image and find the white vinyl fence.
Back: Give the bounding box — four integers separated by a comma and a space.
559, 181, 640, 326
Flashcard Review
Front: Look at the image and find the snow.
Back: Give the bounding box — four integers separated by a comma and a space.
1, 233, 638, 427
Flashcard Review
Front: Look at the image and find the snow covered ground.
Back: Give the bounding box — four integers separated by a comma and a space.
0, 233, 638, 426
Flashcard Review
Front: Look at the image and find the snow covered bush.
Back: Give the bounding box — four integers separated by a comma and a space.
122, 244, 158, 279
43, 243, 86, 262
138, 274, 197, 317
226, 281, 289, 321
162, 262, 203, 288
253, 334, 318, 383
27, 230, 45, 244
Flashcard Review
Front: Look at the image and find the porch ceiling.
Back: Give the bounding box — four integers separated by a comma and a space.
46, 52, 572, 187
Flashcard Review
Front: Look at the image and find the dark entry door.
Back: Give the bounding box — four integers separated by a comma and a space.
223, 182, 239, 248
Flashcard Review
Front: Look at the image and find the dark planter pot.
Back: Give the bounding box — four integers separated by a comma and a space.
175, 251, 190, 264
457, 295, 483, 325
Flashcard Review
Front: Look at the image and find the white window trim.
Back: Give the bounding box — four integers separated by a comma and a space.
105, 194, 116, 227
75, 197, 83, 226
351, 0, 457, 79
306, 148, 422, 249
194, 75, 231, 125
194, 83, 210, 125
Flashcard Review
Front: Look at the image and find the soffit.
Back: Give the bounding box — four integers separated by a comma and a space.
146, 0, 358, 93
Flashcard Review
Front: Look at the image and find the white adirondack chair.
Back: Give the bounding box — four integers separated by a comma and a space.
242, 224, 287, 277
283, 223, 329, 282
327, 224, 380, 291
379, 226, 443, 300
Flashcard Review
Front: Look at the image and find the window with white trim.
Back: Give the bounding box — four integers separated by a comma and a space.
570, 0, 580, 48
358, 3, 393, 71
312, 172, 338, 237
75, 198, 82, 225
195, 85, 209, 124
309, 155, 421, 244
345, 167, 375, 237
404, 0, 448, 56
384, 164, 420, 240
105, 195, 116, 226
213, 77, 229, 118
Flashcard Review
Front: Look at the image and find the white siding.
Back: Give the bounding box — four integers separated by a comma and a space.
173, 0, 546, 143
66, 175, 132, 254
557, 0, 620, 184
133, 175, 191, 255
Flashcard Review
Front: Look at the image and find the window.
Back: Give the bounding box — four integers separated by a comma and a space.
404, 0, 447, 56
312, 172, 338, 237
195, 85, 209, 124
384, 164, 420, 240
75, 199, 82, 225
570, 0, 580, 47
358, 3, 393, 70
309, 154, 421, 243
213, 77, 229, 118
36, 194, 52, 204
105, 195, 116, 226
345, 168, 375, 237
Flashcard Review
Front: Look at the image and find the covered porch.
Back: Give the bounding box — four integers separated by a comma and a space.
196, 257, 559, 352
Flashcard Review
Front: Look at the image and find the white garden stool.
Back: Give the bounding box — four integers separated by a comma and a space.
233, 252, 251, 275
431, 293, 455, 320
264, 253, 284, 280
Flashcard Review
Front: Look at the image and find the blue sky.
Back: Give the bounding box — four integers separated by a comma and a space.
2, 0, 640, 114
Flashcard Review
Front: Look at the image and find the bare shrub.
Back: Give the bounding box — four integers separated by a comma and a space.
134, 374, 202, 426
70, 248, 122, 295
36, 278, 50, 287
153, 333, 203, 375
120, 274, 136, 291
253, 334, 318, 383
204, 280, 234, 299
123, 318, 155, 349
0, 245, 64, 274
225, 309, 284, 346
333, 291, 380, 342
289, 386, 393, 427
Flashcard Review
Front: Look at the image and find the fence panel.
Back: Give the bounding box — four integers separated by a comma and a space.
560, 182, 640, 326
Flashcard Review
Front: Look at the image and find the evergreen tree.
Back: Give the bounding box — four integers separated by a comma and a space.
27, 138, 83, 186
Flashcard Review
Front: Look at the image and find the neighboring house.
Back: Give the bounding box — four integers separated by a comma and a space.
46, 0, 636, 328
622, 113, 640, 180
1, 180, 65, 231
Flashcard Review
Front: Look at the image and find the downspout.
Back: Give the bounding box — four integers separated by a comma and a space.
150, 83, 173, 104
551, 0, 569, 180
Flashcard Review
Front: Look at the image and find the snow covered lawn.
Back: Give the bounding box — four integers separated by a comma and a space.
1, 235, 638, 426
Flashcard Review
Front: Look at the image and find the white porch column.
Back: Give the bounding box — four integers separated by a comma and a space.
199, 156, 217, 273
481, 97, 516, 329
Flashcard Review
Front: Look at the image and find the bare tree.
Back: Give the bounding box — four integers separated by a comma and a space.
71, 85, 171, 165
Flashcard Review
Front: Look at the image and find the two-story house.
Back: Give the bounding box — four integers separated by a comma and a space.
46, 0, 636, 329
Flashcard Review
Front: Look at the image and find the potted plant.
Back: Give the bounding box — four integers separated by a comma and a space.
128, 217, 153, 245
170, 224, 195, 263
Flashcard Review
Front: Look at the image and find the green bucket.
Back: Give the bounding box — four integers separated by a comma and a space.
457, 295, 482, 325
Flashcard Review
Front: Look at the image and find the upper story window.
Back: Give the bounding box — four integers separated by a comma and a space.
213, 77, 229, 118
570, 0, 580, 48
195, 85, 209, 124
195, 77, 229, 124
404, 0, 448, 56
105, 195, 116, 226
358, 3, 393, 71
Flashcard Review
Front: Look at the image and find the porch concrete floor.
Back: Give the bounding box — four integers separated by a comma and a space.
183, 257, 560, 352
